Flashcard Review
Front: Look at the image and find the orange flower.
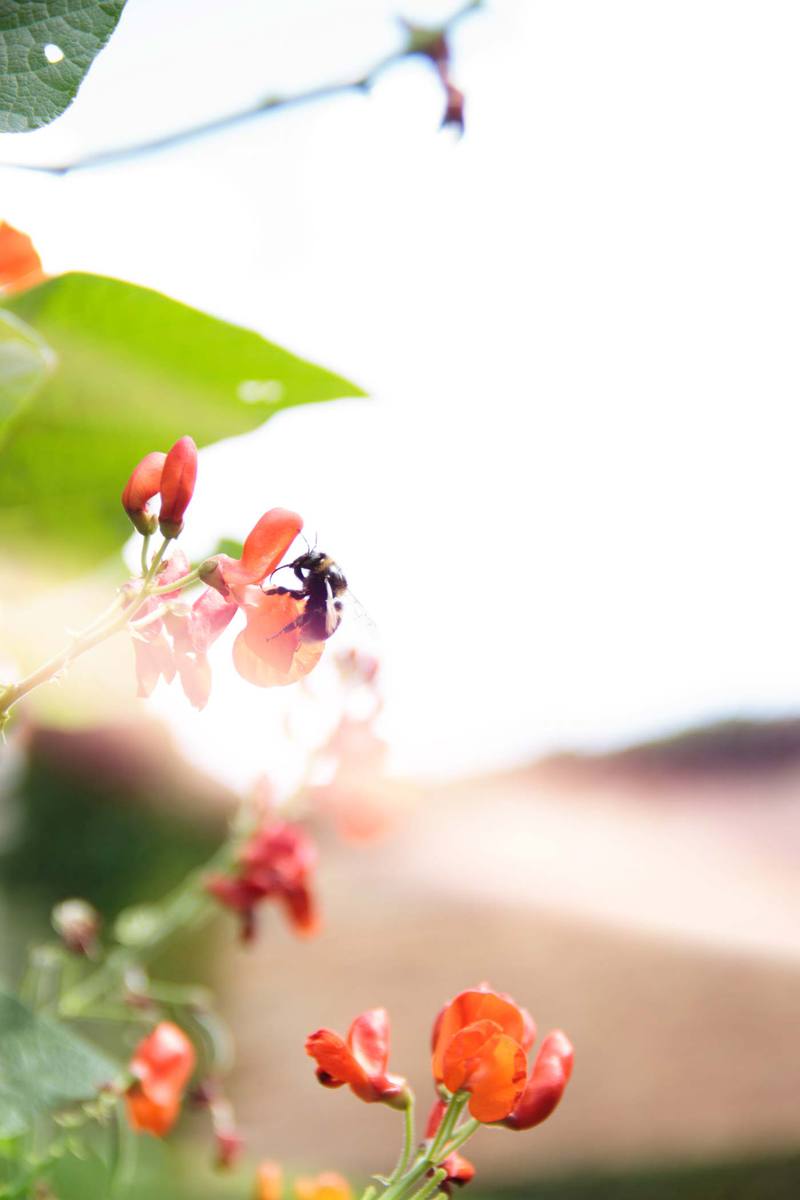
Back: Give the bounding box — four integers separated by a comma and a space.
158, 435, 198, 538
233, 587, 324, 688
425, 1099, 475, 1193
431, 985, 535, 1123
502, 1030, 574, 1131
125, 1022, 195, 1137
0, 222, 46, 294
306, 1008, 409, 1108
431, 985, 535, 1082
441, 1019, 527, 1123
202, 509, 325, 688
294, 1173, 352, 1200
256, 1161, 283, 1200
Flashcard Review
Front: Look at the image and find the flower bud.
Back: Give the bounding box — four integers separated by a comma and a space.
197, 555, 231, 597
52, 898, 101, 956
159, 436, 198, 538
122, 451, 166, 535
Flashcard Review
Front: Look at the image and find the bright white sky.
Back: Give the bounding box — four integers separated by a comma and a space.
3, 0, 800, 788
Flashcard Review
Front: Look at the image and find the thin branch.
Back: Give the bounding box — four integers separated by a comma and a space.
0, 2, 483, 177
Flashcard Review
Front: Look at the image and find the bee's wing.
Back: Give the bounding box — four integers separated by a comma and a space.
345, 587, 378, 636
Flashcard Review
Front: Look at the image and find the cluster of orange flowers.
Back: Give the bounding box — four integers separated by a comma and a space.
305, 983, 573, 1192
122, 981, 572, 1193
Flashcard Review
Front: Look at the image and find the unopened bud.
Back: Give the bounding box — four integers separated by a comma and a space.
52, 898, 101, 956
159, 436, 198, 539
122, 450, 166, 535
198, 556, 230, 597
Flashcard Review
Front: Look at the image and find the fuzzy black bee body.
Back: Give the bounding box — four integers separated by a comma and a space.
264, 550, 348, 644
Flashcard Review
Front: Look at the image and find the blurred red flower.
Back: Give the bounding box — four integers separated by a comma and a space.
0, 222, 47, 294
125, 1021, 195, 1136
206, 820, 319, 942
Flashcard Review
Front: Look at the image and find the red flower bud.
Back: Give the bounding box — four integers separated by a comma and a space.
121, 451, 166, 535
159, 436, 198, 538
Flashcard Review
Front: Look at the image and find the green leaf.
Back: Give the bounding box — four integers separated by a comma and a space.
0, 273, 365, 569
0, 1, 127, 133
0, 990, 119, 1137
212, 537, 244, 561
0, 308, 55, 426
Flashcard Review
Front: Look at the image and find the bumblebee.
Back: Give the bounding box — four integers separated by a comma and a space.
265, 550, 347, 643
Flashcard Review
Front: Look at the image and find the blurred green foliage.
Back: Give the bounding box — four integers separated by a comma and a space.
0, 991, 118, 1138
0, 273, 364, 572
0, 727, 220, 929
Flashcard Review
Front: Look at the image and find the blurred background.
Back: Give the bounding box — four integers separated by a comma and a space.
2, 0, 800, 1196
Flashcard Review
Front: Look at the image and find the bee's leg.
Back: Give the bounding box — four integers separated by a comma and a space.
262, 585, 305, 599
264, 609, 311, 643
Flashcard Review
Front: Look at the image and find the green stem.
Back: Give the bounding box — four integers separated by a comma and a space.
147, 566, 201, 596
440, 1117, 480, 1155
0, 536, 179, 724
140, 533, 151, 575
406, 1170, 446, 1200
381, 1158, 431, 1200
387, 1095, 417, 1185
429, 1093, 467, 1161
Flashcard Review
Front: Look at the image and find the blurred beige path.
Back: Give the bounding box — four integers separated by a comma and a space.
218, 766, 800, 1181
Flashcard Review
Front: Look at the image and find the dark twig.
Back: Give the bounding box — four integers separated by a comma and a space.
0, 1, 483, 176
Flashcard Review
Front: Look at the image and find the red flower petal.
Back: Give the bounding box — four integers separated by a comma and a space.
503, 1030, 574, 1131
348, 1009, 391, 1080
305, 1029, 372, 1098
223, 509, 303, 588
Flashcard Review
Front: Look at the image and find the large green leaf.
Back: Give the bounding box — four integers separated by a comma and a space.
0, 1, 127, 133
0, 308, 55, 425
0, 272, 365, 568
0, 990, 119, 1137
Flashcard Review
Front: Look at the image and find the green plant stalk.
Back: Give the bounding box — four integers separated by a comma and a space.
386, 1095, 417, 1186
380, 1093, 475, 1200
406, 1169, 446, 1200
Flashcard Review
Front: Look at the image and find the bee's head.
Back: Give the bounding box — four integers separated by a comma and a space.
290, 550, 331, 574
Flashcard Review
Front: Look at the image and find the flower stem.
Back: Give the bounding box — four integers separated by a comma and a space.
387, 1095, 417, 1185
0, 536, 189, 727
441, 1117, 480, 1155
405, 1169, 446, 1200
147, 565, 201, 596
